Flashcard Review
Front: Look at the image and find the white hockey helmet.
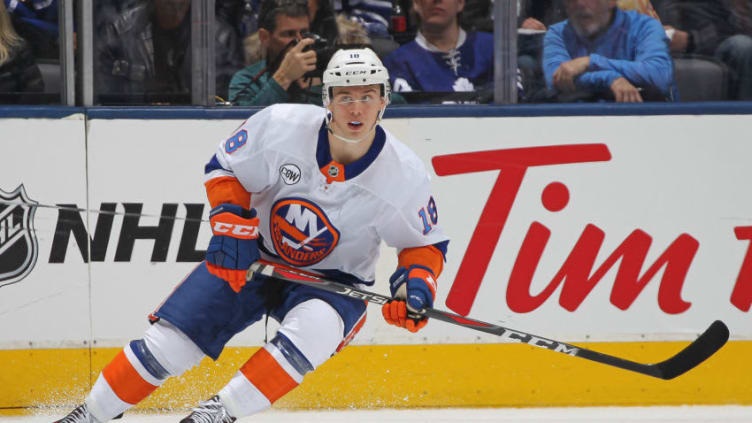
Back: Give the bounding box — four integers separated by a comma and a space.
322, 47, 391, 109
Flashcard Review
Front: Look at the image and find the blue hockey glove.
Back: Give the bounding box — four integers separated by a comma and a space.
382, 265, 437, 332
205, 204, 260, 292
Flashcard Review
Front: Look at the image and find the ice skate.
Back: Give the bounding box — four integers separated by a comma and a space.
180, 395, 236, 423
53, 404, 99, 423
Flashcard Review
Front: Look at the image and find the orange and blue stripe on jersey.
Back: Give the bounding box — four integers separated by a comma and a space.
204, 154, 253, 289
204, 154, 251, 209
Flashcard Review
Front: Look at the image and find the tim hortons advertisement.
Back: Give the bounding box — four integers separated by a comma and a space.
1, 114, 751, 348
393, 114, 752, 342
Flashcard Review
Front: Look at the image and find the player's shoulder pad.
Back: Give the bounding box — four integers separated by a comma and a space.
242, 103, 324, 126
266, 104, 325, 133
238, 104, 325, 148
267, 103, 325, 122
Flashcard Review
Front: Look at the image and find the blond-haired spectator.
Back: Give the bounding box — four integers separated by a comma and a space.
336, 14, 370, 45
242, 32, 263, 66
0, 1, 43, 103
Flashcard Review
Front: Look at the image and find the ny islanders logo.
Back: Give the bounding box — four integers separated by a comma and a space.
270, 198, 339, 266
0, 185, 39, 288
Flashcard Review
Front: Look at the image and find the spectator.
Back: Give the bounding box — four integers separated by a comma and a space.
220, 0, 340, 42
383, 0, 495, 103
543, 0, 678, 102
242, 32, 264, 65
3, 0, 58, 59
520, 0, 658, 101
334, 0, 390, 36
0, 0, 44, 103
653, 0, 752, 100
333, 0, 400, 58
95, 0, 243, 104
229, 0, 323, 106
336, 13, 372, 44
517, 0, 568, 101
230, 0, 404, 106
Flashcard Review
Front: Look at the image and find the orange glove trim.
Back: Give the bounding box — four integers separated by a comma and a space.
205, 176, 251, 209
206, 262, 247, 293
398, 245, 444, 279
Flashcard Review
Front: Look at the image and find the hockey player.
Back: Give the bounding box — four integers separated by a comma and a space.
54, 46, 448, 423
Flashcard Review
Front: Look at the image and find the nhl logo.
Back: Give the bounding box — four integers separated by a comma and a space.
328, 165, 339, 178
0, 185, 39, 288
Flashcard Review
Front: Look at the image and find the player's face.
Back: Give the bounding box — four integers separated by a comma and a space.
261, 14, 310, 63
565, 0, 616, 39
328, 85, 385, 138
414, 0, 465, 31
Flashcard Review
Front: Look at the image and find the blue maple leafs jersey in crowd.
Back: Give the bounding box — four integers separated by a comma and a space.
333, 0, 392, 37
383, 30, 494, 93
204, 104, 449, 286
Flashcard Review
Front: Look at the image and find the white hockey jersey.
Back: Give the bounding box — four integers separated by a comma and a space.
205, 104, 448, 285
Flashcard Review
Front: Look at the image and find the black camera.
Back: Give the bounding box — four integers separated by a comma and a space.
299, 32, 336, 78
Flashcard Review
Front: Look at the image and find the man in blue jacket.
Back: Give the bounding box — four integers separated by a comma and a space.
543, 0, 678, 102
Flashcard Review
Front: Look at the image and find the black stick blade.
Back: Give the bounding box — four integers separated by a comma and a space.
654, 320, 729, 380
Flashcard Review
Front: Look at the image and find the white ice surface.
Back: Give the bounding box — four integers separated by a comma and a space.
4, 406, 752, 423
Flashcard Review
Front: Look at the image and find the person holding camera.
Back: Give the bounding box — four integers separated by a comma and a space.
229, 0, 328, 106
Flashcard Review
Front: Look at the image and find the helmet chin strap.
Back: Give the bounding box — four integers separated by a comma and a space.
327, 125, 375, 144
325, 104, 387, 145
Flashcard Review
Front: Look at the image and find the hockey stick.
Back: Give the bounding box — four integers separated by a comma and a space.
247, 260, 729, 380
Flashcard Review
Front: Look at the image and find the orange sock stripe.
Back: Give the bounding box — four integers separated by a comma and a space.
204, 176, 251, 209
206, 262, 247, 292
101, 350, 158, 405
398, 245, 444, 278
240, 348, 299, 403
